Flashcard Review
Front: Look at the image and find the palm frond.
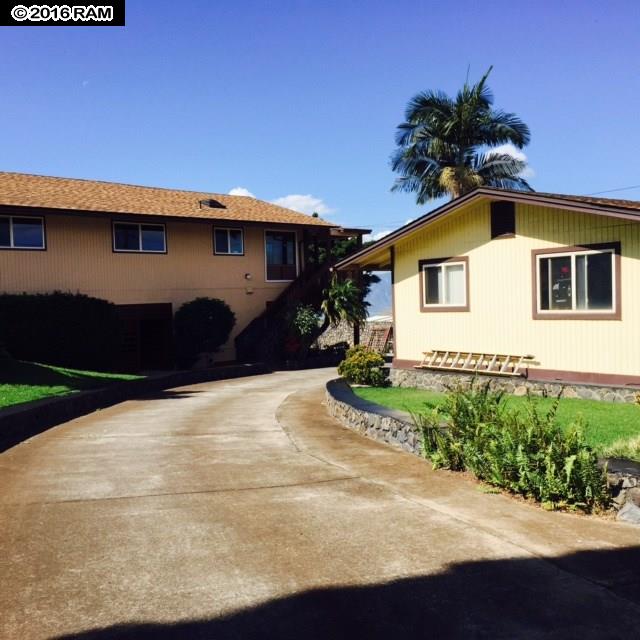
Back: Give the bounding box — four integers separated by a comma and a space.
474, 152, 533, 191
481, 110, 531, 147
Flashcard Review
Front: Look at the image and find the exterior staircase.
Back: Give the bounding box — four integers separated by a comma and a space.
235, 261, 332, 364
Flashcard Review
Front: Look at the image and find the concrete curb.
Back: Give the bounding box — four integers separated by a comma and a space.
325, 378, 423, 455
0, 362, 269, 452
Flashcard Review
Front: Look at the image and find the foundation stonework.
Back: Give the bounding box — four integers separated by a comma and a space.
390, 367, 640, 404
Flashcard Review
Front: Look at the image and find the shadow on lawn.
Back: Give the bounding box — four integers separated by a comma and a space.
52, 547, 640, 640
0, 360, 133, 389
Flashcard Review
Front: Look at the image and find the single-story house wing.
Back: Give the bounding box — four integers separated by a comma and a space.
336, 187, 640, 389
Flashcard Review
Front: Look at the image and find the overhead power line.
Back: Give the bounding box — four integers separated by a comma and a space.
586, 184, 640, 196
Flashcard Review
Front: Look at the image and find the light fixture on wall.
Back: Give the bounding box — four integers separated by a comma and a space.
244, 273, 252, 280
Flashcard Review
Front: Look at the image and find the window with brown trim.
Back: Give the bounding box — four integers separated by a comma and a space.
113, 222, 166, 253
532, 242, 621, 320
419, 257, 469, 312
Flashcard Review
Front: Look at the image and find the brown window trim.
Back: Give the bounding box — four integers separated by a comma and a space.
112, 220, 168, 254
531, 242, 621, 321
418, 256, 470, 313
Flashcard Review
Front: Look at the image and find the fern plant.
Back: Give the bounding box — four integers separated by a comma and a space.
411, 379, 609, 511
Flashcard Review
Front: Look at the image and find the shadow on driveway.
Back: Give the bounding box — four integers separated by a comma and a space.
53, 547, 640, 640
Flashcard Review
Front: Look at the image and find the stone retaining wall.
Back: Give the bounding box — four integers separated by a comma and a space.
325, 377, 640, 525
390, 367, 640, 404
325, 379, 421, 455
315, 320, 393, 350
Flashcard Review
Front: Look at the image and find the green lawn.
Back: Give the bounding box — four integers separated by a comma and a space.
353, 386, 640, 459
0, 359, 143, 409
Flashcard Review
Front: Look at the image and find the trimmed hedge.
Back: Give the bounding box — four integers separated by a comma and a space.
174, 297, 236, 368
0, 292, 120, 371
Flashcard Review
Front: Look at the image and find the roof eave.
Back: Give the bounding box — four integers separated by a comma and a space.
335, 187, 640, 270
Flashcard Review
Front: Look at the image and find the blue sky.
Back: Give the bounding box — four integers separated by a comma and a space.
1, 0, 639, 236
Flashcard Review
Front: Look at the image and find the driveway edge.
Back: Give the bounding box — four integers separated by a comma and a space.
0, 362, 269, 452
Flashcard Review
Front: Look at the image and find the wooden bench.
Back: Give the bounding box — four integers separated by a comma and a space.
415, 350, 535, 377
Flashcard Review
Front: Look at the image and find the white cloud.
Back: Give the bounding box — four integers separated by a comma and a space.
364, 229, 392, 242
272, 194, 333, 216
489, 143, 535, 178
228, 187, 255, 197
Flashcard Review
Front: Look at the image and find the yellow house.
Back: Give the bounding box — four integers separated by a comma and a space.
0, 172, 361, 369
336, 188, 640, 392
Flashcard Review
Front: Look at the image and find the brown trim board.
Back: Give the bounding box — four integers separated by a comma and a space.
335, 187, 640, 270
530, 242, 621, 321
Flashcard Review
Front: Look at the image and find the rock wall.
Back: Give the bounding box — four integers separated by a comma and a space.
315, 320, 393, 351
325, 378, 421, 455
390, 367, 640, 404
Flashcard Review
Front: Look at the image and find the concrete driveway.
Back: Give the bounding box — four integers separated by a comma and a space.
1, 368, 639, 639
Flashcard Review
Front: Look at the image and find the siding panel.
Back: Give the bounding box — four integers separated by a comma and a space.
394, 201, 640, 377
0, 214, 299, 361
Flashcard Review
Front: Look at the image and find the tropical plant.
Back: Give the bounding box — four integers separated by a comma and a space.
319, 274, 368, 335
290, 304, 320, 338
392, 66, 532, 203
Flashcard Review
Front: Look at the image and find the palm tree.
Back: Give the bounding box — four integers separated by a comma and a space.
392, 66, 532, 203
319, 274, 368, 335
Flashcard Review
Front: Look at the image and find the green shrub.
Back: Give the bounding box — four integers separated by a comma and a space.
0, 291, 119, 371
174, 297, 236, 368
290, 304, 320, 338
338, 345, 387, 387
413, 381, 609, 511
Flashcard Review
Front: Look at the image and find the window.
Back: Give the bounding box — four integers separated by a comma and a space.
490, 201, 515, 238
113, 222, 166, 253
0, 216, 45, 249
419, 257, 469, 311
533, 243, 620, 319
265, 230, 297, 281
214, 228, 244, 255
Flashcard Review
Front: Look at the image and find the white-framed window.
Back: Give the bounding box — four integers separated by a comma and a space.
214, 227, 244, 255
0, 215, 45, 250
420, 258, 468, 310
265, 230, 298, 281
113, 222, 166, 253
536, 247, 615, 314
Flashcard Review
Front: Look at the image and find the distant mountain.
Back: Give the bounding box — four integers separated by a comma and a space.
365, 271, 392, 317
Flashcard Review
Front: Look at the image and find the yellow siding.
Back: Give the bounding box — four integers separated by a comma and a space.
0, 214, 300, 360
394, 201, 640, 376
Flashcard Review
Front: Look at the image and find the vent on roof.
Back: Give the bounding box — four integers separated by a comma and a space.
199, 199, 226, 209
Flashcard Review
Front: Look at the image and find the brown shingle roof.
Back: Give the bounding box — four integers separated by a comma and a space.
495, 188, 640, 212
0, 172, 334, 227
